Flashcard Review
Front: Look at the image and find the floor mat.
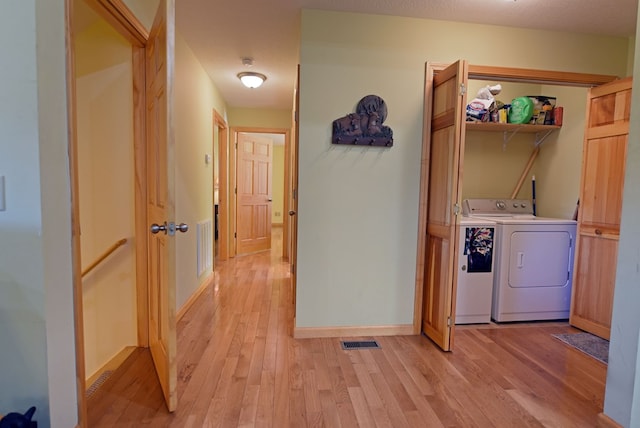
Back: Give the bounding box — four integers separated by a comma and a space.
552, 332, 609, 364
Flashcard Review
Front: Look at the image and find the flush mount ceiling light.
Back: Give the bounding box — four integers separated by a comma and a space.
237, 71, 267, 88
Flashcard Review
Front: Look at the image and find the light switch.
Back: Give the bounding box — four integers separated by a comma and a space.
0, 176, 5, 211
204, 154, 212, 164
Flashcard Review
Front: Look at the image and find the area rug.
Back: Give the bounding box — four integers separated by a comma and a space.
552, 332, 609, 364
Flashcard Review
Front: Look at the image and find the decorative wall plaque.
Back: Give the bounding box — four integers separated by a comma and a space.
332, 95, 393, 147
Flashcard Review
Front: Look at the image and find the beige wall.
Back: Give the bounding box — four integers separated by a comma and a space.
228, 108, 292, 129
296, 9, 630, 329
174, 31, 229, 309
75, 19, 138, 380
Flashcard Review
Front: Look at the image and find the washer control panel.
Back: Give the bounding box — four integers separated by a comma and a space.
463, 199, 533, 216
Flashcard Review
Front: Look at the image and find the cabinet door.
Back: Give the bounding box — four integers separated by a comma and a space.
421, 60, 468, 351
570, 77, 632, 340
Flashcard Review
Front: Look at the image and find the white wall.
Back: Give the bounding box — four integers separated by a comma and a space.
604, 6, 640, 426
0, 1, 77, 427
75, 19, 138, 380
296, 10, 630, 330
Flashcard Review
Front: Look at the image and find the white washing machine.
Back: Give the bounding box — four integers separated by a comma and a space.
463, 199, 577, 322
455, 217, 496, 324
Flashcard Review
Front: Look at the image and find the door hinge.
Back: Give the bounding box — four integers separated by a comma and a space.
234, 232, 237, 238
291, 263, 295, 274
453, 203, 460, 216
293, 188, 297, 199
295, 110, 299, 123
459, 83, 466, 96
447, 316, 452, 327
235, 187, 237, 194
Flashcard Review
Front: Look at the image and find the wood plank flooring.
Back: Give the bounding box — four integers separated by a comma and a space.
87, 228, 607, 427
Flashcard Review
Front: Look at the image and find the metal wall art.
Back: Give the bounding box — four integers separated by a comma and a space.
332, 95, 394, 147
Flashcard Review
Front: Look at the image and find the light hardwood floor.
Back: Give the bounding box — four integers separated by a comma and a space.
87, 228, 607, 427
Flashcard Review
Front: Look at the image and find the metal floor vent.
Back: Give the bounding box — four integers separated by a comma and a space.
340, 340, 381, 350
86, 370, 113, 397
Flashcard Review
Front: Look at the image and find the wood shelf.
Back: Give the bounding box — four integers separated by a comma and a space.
465, 122, 561, 133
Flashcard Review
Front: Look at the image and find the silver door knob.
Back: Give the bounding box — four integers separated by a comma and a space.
177, 223, 189, 233
288, 210, 296, 216
150, 222, 167, 234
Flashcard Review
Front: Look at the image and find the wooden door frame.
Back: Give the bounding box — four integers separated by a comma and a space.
213, 110, 229, 260
66, 0, 149, 425
414, 63, 618, 335
230, 127, 290, 258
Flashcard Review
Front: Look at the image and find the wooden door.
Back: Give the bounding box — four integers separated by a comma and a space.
237, 133, 273, 254
146, 0, 177, 411
421, 61, 468, 351
570, 77, 632, 340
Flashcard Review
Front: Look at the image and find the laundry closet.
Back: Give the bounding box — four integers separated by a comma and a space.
417, 61, 630, 351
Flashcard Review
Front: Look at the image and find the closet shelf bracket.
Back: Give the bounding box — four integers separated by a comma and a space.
534, 129, 556, 147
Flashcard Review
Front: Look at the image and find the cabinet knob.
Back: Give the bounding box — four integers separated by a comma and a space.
595, 229, 603, 236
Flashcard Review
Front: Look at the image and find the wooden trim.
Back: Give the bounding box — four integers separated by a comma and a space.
132, 45, 149, 348
176, 273, 213, 321
213, 110, 229, 261
66, 1, 88, 426
88, 0, 148, 46
597, 413, 623, 428
293, 324, 414, 339
85, 346, 136, 388
413, 62, 437, 335
282, 126, 292, 260
468, 65, 618, 87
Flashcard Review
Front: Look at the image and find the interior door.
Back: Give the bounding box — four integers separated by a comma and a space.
570, 77, 632, 340
146, 0, 177, 411
421, 60, 468, 351
237, 132, 273, 254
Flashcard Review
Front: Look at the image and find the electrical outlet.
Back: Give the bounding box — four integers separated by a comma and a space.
275, 211, 281, 217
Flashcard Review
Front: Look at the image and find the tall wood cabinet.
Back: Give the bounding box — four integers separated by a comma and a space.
569, 77, 633, 340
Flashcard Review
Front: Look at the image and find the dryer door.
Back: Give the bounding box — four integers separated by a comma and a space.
508, 231, 572, 288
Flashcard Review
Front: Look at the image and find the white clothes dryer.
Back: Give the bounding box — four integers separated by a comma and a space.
463, 199, 577, 322
455, 217, 496, 324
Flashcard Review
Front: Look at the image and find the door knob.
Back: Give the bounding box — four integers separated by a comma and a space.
268, 198, 273, 202
150, 222, 167, 234
177, 223, 189, 233
288, 210, 296, 216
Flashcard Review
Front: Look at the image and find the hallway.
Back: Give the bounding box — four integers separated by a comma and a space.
87, 227, 606, 427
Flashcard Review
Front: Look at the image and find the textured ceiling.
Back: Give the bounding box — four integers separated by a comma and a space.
176, 0, 638, 110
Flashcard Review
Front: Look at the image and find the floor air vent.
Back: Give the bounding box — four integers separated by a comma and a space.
86, 370, 113, 397
340, 340, 381, 350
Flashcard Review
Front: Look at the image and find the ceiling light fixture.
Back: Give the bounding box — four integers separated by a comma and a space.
238, 71, 267, 89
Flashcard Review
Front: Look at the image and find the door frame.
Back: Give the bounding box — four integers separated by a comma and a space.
213, 110, 229, 260
414, 63, 618, 340
230, 127, 290, 257
66, 0, 149, 425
